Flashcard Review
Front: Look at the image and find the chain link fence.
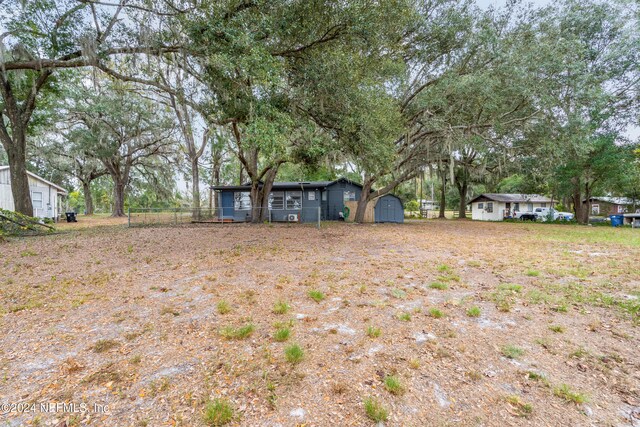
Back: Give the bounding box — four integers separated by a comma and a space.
128, 207, 323, 228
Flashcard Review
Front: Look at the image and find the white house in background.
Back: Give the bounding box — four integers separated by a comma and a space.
469, 193, 556, 221
0, 166, 67, 220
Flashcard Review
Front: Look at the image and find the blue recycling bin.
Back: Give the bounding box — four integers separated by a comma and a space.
609, 214, 623, 227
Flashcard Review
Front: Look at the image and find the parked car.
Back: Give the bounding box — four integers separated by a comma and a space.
514, 211, 537, 221
533, 207, 574, 221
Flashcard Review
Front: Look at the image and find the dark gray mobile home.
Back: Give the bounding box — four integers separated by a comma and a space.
212, 178, 402, 223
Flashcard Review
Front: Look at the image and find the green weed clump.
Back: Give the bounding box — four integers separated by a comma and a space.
364, 397, 388, 422
366, 326, 381, 338
272, 300, 291, 314
203, 399, 234, 426
502, 345, 524, 359
429, 308, 444, 318
220, 323, 255, 340
383, 375, 405, 395
284, 344, 304, 364
217, 301, 231, 315
273, 328, 290, 342
553, 384, 588, 404
467, 306, 481, 317
397, 312, 411, 321
308, 290, 325, 303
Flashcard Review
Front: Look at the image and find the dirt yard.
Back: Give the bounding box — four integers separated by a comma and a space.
1, 220, 639, 426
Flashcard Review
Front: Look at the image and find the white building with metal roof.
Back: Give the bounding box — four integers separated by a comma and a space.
0, 166, 67, 220
469, 193, 556, 221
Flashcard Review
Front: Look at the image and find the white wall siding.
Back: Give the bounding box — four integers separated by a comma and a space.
472, 201, 505, 221
0, 168, 63, 218
472, 200, 558, 221
0, 183, 15, 211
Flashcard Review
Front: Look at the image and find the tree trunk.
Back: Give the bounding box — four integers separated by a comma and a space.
571, 179, 585, 224
457, 180, 468, 219
582, 182, 591, 225
82, 180, 94, 215
210, 155, 221, 210
112, 179, 126, 217
354, 179, 373, 223
249, 180, 260, 223
248, 168, 278, 223
191, 157, 201, 211
438, 170, 446, 219
5, 131, 34, 217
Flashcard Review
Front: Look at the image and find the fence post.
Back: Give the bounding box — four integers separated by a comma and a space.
128, 207, 131, 227
317, 206, 321, 229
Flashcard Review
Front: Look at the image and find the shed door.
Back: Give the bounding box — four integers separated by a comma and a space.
375, 197, 400, 223
220, 192, 234, 218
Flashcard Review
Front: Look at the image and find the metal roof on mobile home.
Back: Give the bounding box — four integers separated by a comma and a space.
468, 193, 554, 204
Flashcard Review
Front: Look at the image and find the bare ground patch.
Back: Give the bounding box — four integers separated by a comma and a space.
0, 221, 638, 426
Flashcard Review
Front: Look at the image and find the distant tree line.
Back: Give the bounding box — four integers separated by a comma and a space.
0, 0, 637, 223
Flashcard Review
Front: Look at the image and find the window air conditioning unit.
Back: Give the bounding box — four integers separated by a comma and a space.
287, 214, 299, 222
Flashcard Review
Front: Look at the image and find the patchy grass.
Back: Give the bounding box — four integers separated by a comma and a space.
220, 323, 255, 340
383, 375, 405, 395
391, 288, 407, 299
216, 300, 231, 315
160, 306, 180, 316
284, 343, 304, 364
553, 384, 588, 404
272, 300, 291, 315
429, 281, 448, 290
502, 345, 524, 359
2, 220, 638, 426
506, 395, 533, 417
273, 327, 291, 342
92, 339, 120, 353
308, 290, 325, 303
397, 312, 411, 321
429, 308, 444, 318
203, 399, 234, 426
363, 397, 388, 422
366, 325, 381, 338
466, 306, 481, 317
498, 283, 523, 293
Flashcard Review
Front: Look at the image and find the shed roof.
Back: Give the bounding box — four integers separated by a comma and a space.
468, 193, 554, 204
0, 166, 68, 194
